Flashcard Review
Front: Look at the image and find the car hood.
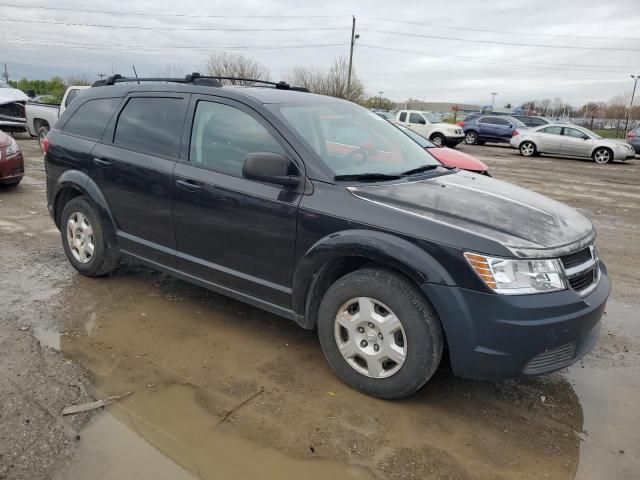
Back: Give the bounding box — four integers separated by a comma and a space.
348, 171, 594, 257
427, 147, 488, 172
0, 87, 29, 105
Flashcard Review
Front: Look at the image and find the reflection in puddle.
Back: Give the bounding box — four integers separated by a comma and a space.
48, 268, 584, 479
33, 326, 61, 351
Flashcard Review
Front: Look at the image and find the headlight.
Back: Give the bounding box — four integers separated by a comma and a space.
6, 138, 20, 156
464, 252, 565, 294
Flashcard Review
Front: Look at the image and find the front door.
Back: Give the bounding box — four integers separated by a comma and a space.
561, 127, 592, 157
91, 93, 189, 265
172, 96, 304, 308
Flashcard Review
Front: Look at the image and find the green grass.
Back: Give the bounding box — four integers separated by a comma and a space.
592, 129, 626, 139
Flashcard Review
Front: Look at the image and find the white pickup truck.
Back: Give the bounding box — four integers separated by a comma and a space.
395, 110, 464, 148
26, 86, 90, 151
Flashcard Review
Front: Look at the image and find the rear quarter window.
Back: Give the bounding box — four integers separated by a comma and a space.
62, 98, 120, 140
113, 97, 184, 158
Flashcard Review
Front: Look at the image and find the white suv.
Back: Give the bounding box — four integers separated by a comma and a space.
395, 110, 464, 148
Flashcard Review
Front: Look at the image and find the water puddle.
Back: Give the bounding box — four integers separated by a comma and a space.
33, 326, 61, 351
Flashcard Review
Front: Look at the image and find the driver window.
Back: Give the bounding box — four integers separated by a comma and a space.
564, 128, 588, 139
409, 113, 426, 124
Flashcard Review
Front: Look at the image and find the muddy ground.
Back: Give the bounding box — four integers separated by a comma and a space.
0, 137, 638, 479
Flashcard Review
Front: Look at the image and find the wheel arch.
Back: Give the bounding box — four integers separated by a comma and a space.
33, 118, 51, 132
291, 229, 454, 329
53, 170, 117, 245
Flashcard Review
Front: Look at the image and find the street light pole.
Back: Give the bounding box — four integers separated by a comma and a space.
347, 16, 359, 95
378, 91, 384, 109
624, 74, 639, 134
490, 92, 498, 111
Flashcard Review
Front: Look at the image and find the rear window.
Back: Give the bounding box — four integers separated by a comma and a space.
62, 98, 120, 140
114, 97, 184, 158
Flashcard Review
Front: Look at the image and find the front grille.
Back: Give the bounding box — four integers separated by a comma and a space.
560, 248, 591, 269
523, 342, 577, 374
568, 269, 595, 291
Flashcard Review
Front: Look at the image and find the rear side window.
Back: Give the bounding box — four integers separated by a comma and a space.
398, 112, 407, 122
114, 97, 184, 158
189, 101, 285, 177
479, 117, 495, 124
493, 117, 510, 126
63, 98, 120, 140
542, 126, 563, 135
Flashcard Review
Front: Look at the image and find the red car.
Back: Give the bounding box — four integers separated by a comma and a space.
0, 130, 24, 186
394, 123, 489, 175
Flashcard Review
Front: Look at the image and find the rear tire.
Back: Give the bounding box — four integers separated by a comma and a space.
60, 197, 119, 277
519, 141, 537, 157
592, 147, 612, 164
37, 126, 50, 152
317, 268, 444, 399
430, 133, 446, 147
465, 131, 478, 145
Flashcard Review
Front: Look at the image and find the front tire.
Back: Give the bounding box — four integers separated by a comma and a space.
430, 133, 446, 147
519, 141, 537, 157
317, 268, 444, 399
60, 197, 119, 277
593, 147, 612, 164
465, 131, 478, 145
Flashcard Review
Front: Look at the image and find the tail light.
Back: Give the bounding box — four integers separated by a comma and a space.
457, 121, 464, 127
42, 135, 50, 154
512, 129, 520, 137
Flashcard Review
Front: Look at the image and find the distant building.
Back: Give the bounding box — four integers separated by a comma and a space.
394, 100, 482, 114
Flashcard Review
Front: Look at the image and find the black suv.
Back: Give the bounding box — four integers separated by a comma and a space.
45, 75, 610, 399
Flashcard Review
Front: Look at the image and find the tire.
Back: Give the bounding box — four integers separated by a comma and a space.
1, 179, 21, 187
430, 133, 446, 147
519, 141, 537, 157
60, 197, 119, 277
317, 268, 444, 399
464, 131, 478, 145
37, 126, 50, 152
592, 147, 613, 164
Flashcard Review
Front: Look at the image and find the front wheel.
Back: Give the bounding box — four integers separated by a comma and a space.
593, 147, 612, 164
430, 133, 446, 147
465, 131, 478, 145
519, 141, 537, 157
317, 268, 444, 399
60, 197, 120, 276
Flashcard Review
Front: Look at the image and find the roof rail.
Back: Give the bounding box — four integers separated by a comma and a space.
92, 72, 308, 92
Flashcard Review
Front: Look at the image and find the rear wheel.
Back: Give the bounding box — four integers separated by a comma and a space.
465, 131, 478, 145
60, 197, 119, 276
37, 126, 50, 152
519, 141, 537, 157
317, 268, 444, 399
593, 147, 612, 164
430, 133, 446, 147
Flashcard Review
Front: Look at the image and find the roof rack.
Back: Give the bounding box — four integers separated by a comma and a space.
92, 72, 308, 92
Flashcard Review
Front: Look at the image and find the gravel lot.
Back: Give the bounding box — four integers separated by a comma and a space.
1, 137, 638, 480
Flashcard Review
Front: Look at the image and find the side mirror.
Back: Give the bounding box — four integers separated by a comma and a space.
242, 152, 300, 187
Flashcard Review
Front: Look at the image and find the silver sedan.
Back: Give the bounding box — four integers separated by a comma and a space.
510, 124, 636, 164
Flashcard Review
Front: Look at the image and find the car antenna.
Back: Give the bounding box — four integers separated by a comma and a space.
132, 65, 140, 84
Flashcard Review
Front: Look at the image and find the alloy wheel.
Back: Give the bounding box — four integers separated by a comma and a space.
334, 297, 407, 378
520, 142, 535, 156
66, 212, 94, 263
594, 149, 611, 164
465, 132, 477, 144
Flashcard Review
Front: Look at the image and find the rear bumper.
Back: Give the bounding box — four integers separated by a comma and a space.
444, 136, 464, 147
421, 263, 611, 379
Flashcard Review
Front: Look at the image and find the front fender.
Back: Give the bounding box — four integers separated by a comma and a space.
291, 229, 455, 315
53, 170, 117, 245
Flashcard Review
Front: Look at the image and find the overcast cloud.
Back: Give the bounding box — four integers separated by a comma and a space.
1, 0, 639, 107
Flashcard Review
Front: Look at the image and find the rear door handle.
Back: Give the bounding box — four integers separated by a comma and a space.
93, 157, 111, 167
175, 179, 203, 192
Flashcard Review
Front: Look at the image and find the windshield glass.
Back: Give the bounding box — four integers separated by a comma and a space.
269, 102, 440, 177
421, 112, 440, 123
396, 124, 436, 148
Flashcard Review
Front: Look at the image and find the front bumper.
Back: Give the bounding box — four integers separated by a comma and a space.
0, 152, 24, 183
421, 263, 611, 379
444, 135, 464, 147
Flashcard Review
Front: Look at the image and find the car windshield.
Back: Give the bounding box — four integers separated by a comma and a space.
421, 112, 440, 123
269, 102, 441, 177
395, 124, 436, 148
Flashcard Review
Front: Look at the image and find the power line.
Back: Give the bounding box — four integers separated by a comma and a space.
361, 16, 640, 42
360, 29, 640, 52
358, 44, 635, 74
0, 3, 346, 19
0, 18, 348, 32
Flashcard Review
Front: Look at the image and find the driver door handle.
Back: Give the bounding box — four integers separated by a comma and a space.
176, 179, 203, 192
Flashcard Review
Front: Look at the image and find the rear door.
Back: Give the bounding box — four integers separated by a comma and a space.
535, 126, 563, 154
492, 117, 514, 141
172, 95, 304, 307
91, 93, 189, 265
477, 117, 496, 140
561, 127, 592, 157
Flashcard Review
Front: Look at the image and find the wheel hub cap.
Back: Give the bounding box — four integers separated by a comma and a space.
334, 297, 407, 379
66, 212, 94, 264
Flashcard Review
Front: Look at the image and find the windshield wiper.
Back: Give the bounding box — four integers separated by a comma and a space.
334, 172, 402, 181
399, 164, 441, 176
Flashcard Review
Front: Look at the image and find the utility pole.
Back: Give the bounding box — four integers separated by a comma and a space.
347, 16, 359, 96
624, 74, 639, 134
1, 63, 8, 83
378, 91, 384, 109
490, 92, 497, 111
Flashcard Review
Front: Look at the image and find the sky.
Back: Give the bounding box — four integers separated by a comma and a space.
1, 0, 639, 108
